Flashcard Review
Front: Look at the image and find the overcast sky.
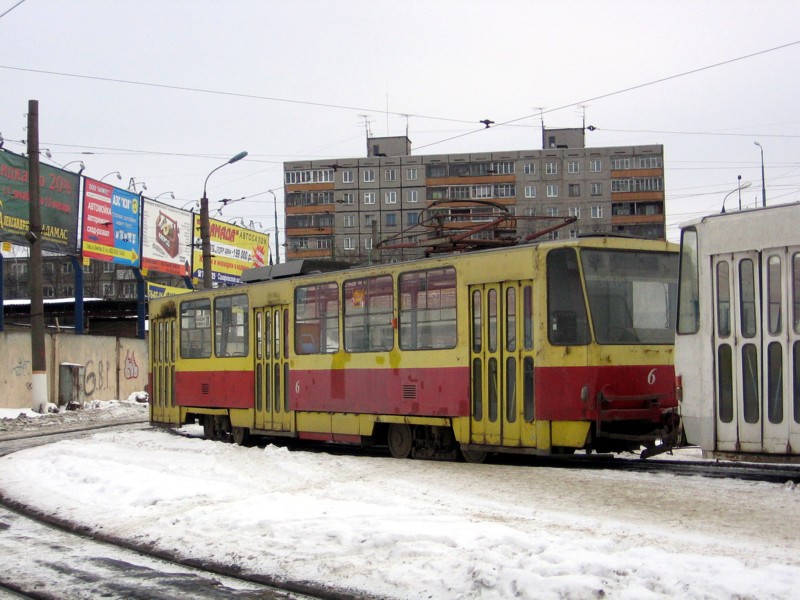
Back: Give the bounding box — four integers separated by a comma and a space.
1, 0, 798, 247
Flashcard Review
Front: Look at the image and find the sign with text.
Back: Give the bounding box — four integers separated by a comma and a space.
141, 199, 193, 277
0, 149, 80, 253
192, 216, 270, 285
146, 281, 192, 299
81, 178, 142, 267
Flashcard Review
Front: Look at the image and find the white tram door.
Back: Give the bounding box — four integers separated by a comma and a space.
761, 249, 800, 454
712, 253, 762, 452
469, 283, 526, 448
254, 305, 292, 433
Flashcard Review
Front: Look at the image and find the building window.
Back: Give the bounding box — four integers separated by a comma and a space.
591, 182, 602, 196
11, 263, 27, 275
407, 212, 419, 225
545, 162, 558, 175
363, 169, 376, 183
524, 185, 536, 199
406, 167, 418, 181
103, 262, 115, 273
342, 170, 354, 183
567, 161, 580, 174
490, 161, 515, 175
590, 159, 602, 172
407, 189, 418, 203
344, 237, 356, 250
523, 162, 535, 175
591, 206, 603, 219
385, 168, 397, 182
102, 282, 114, 296
343, 215, 356, 227
568, 184, 581, 197
385, 191, 397, 204
364, 192, 376, 205
43, 285, 55, 297
569, 207, 581, 219
342, 192, 355, 205
365, 237, 373, 250
386, 213, 397, 227
639, 156, 663, 168
546, 207, 559, 217
122, 283, 135, 298
611, 157, 632, 170
61, 262, 73, 274
546, 184, 558, 198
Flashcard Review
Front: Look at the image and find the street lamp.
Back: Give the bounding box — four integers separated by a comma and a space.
155, 192, 175, 200
201, 151, 248, 289
101, 171, 122, 182
128, 178, 147, 192
754, 141, 766, 207
721, 179, 752, 213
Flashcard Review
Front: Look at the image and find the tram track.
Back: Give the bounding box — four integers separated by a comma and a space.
0, 422, 373, 600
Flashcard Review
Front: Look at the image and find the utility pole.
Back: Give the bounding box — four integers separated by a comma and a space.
27, 99, 47, 412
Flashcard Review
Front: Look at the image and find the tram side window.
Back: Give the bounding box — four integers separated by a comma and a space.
794, 253, 800, 335
547, 249, 590, 345
399, 267, 457, 350
180, 299, 212, 359
677, 228, 700, 334
295, 282, 340, 354
215, 294, 249, 357
344, 275, 394, 352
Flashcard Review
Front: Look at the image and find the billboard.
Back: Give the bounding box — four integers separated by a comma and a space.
0, 149, 81, 253
146, 282, 192, 299
141, 199, 193, 277
192, 216, 270, 285
81, 178, 142, 267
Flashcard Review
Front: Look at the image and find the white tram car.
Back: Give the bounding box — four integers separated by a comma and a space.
675, 202, 800, 461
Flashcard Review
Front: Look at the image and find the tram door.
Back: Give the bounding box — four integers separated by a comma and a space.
761, 248, 800, 453
254, 305, 292, 433
469, 282, 530, 448
150, 315, 179, 425
712, 250, 793, 452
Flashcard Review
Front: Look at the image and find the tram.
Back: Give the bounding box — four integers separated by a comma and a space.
149, 236, 680, 461
675, 202, 800, 461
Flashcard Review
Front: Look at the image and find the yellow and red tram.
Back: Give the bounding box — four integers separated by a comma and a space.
149, 236, 680, 460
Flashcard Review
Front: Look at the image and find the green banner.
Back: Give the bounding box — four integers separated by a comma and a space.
0, 149, 80, 253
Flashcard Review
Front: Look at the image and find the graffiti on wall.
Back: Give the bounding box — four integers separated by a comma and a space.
12, 357, 30, 377
123, 350, 140, 380
84, 358, 113, 397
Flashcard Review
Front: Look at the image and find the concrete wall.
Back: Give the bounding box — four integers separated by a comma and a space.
0, 331, 148, 409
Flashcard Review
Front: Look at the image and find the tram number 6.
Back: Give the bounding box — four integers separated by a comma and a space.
647, 368, 657, 386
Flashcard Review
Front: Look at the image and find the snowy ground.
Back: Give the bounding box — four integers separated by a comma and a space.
1, 402, 799, 599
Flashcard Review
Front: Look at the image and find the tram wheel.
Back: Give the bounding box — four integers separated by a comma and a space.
460, 449, 487, 464
232, 427, 251, 447
387, 424, 413, 458
203, 416, 216, 441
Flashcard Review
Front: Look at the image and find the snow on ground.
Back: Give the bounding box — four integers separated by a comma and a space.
0, 407, 799, 599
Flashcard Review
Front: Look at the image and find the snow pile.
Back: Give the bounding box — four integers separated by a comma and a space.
0, 396, 147, 436
0, 428, 798, 599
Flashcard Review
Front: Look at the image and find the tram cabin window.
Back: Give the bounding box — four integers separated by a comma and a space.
547, 249, 590, 345
295, 282, 340, 354
215, 294, 249, 357
180, 299, 212, 358
399, 267, 457, 350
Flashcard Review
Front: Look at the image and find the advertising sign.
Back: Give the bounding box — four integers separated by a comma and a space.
0, 150, 80, 253
192, 216, 270, 285
81, 178, 142, 267
141, 199, 193, 277
146, 282, 192, 299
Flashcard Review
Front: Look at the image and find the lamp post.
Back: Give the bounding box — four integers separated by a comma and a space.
101, 171, 122, 182
201, 151, 248, 289
268, 189, 280, 264
721, 180, 751, 213
754, 141, 766, 207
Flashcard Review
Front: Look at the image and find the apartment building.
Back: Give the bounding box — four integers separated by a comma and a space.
283, 129, 665, 264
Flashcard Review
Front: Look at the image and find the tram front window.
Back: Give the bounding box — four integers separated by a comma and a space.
581, 249, 678, 345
